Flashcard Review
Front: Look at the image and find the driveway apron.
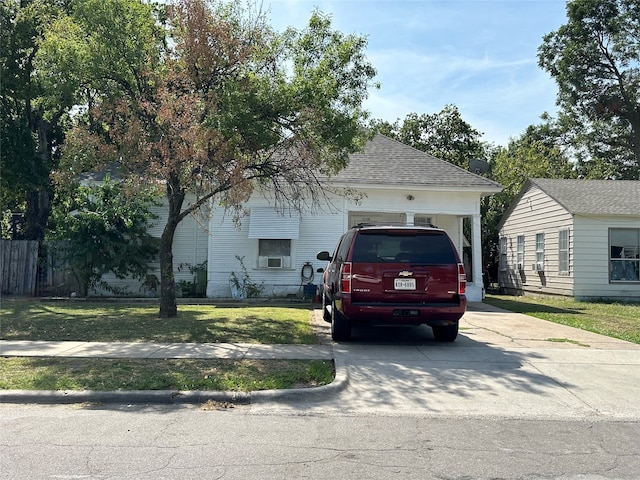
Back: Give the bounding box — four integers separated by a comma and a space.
252, 303, 640, 419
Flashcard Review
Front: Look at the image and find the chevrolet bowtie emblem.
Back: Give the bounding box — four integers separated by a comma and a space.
398, 271, 413, 277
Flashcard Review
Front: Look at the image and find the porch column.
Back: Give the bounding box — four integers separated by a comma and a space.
406, 211, 415, 226
472, 212, 483, 293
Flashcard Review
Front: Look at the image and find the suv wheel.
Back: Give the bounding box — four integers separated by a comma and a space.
432, 323, 458, 342
322, 293, 331, 323
331, 301, 352, 341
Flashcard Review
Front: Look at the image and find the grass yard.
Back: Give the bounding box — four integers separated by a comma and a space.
484, 294, 640, 345
0, 357, 334, 392
0, 299, 318, 344
0, 299, 334, 392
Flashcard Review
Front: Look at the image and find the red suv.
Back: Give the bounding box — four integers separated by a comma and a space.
316, 224, 467, 342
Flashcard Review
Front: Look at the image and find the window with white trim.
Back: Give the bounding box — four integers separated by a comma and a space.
558, 229, 569, 274
535, 233, 545, 271
516, 235, 524, 270
258, 239, 291, 269
609, 228, 639, 282
499, 237, 507, 271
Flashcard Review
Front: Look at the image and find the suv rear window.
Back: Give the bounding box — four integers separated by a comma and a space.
351, 231, 456, 264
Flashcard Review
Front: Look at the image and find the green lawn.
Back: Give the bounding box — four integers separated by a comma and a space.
484, 294, 640, 345
0, 299, 333, 392
0, 299, 318, 344
0, 357, 334, 392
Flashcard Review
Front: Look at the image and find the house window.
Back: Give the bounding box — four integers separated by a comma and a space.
258, 239, 291, 269
609, 228, 639, 282
535, 233, 545, 271
558, 229, 569, 274
516, 235, 524, 270
499, 237, 507, 271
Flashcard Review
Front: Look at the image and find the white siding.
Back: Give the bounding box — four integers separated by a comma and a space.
207, 196, 346, 298
499, 186, 574, 296
207, 187, 481, 298
93, 195, 209, 296
573, 215, 640, 300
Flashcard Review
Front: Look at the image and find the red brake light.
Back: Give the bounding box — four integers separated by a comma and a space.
340, 262, 352, 294
458, 263, 466, 295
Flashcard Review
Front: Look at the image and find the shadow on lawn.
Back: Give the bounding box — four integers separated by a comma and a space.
484, 297, 584, 316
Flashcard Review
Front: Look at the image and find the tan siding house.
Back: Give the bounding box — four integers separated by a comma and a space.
498, 178, 640, 301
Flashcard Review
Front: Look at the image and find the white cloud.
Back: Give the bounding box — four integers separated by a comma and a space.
266, 0, 568, 146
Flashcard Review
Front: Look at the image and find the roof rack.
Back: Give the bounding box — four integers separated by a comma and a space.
352, 222, 439, 229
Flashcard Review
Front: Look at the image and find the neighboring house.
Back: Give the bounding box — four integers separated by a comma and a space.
207, 134, 502, 302
497, 178, 640, 301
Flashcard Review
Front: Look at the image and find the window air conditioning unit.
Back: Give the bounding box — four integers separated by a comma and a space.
536, 262, 544, 272
258, 256, 291, 269
531, 263, 537, 271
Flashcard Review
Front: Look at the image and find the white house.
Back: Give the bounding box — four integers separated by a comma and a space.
207, 134, 502, 302
497, 178, 640, 301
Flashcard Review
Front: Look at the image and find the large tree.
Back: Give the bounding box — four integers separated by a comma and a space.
538, 0, 640, 179
0, 0, 72, 240
55, 0, 377, 317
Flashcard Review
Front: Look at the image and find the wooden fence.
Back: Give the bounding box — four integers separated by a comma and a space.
1, 240, 39, 296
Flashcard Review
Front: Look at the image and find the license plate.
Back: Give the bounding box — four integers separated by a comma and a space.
394, 278, 416, 290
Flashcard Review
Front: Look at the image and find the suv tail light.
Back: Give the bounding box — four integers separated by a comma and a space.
340, 262, 352, 294
457, 263, 466, 295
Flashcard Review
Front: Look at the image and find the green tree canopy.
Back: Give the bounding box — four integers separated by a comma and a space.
53, 0, 378, 316
369, 105, 487, 168
538, 0, 640, 179
0, 0, 72, 240
47, 177, 159, 297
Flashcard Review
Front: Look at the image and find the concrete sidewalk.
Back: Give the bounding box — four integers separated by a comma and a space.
0, 340, 333, 360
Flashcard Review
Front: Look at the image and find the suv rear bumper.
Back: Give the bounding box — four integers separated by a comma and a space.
338, 297, 466, 326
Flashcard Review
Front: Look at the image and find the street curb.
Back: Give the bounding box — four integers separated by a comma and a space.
251, 357, 349, 403
0, 359, 349, 406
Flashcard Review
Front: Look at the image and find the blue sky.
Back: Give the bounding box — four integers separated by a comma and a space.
266, 0, 569, 147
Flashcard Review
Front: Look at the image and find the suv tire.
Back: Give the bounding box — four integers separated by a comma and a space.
331, 301, 352, 341
322, 293, 331, 323
432, 323, 459, 342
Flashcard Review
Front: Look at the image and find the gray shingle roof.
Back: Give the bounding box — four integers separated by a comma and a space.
530, 178, 640, 216
331, 134, 502, 193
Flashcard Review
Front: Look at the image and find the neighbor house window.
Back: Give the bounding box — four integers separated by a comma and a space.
609, 228, 639, 282
499, 237, 507, 271
516, 235, 525, 270
559, 229, 569, 274
535, 233, 545, 271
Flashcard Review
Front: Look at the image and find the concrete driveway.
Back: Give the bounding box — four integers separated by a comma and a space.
252, 302, 640, 419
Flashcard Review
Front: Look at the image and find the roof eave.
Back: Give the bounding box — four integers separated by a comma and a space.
329, 181, 502, 195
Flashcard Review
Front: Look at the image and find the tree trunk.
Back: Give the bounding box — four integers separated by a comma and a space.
158, 182, 185, 318
24, 121, 53, 241
159, 226, 178, 317
24, 189, 51, 241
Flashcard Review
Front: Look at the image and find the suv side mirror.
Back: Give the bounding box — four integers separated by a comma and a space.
316, 251, 332, 261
